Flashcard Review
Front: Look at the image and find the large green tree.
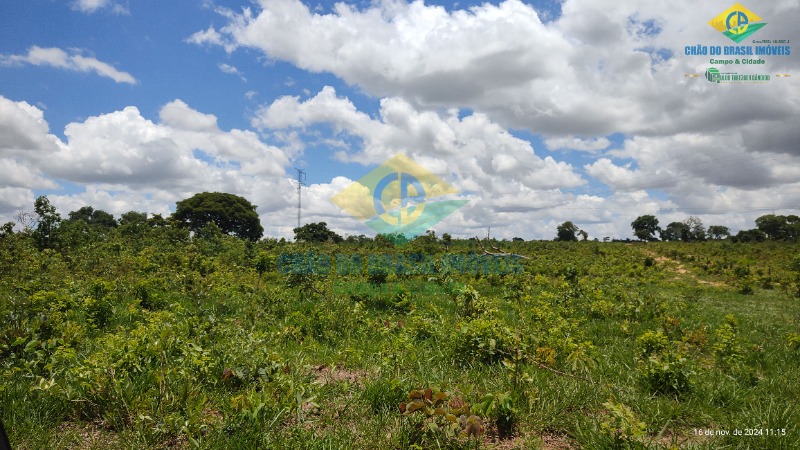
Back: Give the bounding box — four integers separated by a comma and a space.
174, 192, 264, 241
734, 228, 766, 242
631, 215, 660, 241
66, 206, 117, 228
707, 225, 730, 240
33, 195, 61, 250
660, 222, 688, 242
293, 222, 342, 243
555, 221, 579, 241
755, 214, 799, 240
755, 214, 786, 240
683, 216, 706, 241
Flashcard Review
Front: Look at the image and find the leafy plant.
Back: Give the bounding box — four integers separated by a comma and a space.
454, 318, 519, 364
637, 349, 693, 397
712, 315, 745, 368
599, 398, 646, 447
399, 387, 484, 442
453, 284, 492, 319
636, 330, 668, 358
474, 391, 518, 438
787, 333, 800, 351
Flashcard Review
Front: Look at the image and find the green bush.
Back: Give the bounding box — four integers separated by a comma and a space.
636, 330, 668, 358
454, 318, 519, 364
453, 284, 492, 319
599, 399, 646, 446
638, 349, 693, 397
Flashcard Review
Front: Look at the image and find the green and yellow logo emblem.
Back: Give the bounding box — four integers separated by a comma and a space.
331, 154, 468, 240
708, 3, 766, 43
705, 67, 721, 83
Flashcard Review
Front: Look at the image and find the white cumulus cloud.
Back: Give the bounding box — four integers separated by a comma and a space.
71, 0, 129, 15
1, 46, 137, 84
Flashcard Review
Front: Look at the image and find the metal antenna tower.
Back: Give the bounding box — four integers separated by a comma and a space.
295, 168, 306, 230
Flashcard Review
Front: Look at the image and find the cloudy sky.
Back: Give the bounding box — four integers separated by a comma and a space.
1, 0, 798, 240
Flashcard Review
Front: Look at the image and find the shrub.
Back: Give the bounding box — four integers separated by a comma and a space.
599, 399, 646, 446
590, 299, 615, 319
454, 318, 519, 364
636, 330, 668, 358
83, 295, 113, 329
713, 318, 745, 368
399, 387, 484, 444
474, 391, 518, 438
454, 284, 492, 319
638, 350, 693, 397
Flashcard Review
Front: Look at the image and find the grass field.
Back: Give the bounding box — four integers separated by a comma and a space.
1, 231, 799, 449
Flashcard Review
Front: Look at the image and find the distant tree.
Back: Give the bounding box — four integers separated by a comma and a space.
378, 232, 409, 246
788, 215, 800, 240
411, 230, 438, 253
707, 225, 731, 240
442, 232, 452, 251
556, 221, 579, 241
147, 213, 169, 228
293, 222, 342, 243
118, 211, 149, 236
512, 237, 524, 242
631, 215, 660, 241
33, 195, 61, 250
578, 229, 589, 241
0, 222, 14, 238
684, 216, 706, 241
414, 230, 437, 245
754, 214, 799, 240
174, 192, 264, 241
660, 222, 689, 242
119, 211, 147, 226
373, 233, 397, 248
345, 234, 370, 244
13, 211, 36, 232
733, 228, 767, 243
67, 206, 117, 228
755, 214, 787, 240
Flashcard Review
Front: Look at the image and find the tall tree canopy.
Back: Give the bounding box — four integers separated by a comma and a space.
174, 192, 263, 242
555, 221, 579, 241
707, 225, 731, 240
33, 195, 61, 250
755, 214, 799, 240
293, 222, 342, 243
660, 222, 689, 242
631, 215, 660, 241
67, 206, 117, 228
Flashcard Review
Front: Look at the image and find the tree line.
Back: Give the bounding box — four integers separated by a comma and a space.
3, 192, 797, 247
626, 214, 800, 243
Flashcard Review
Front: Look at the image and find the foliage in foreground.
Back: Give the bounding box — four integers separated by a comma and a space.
1, 227, 799, 449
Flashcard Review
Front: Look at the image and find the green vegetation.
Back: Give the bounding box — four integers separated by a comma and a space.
174, 192, 264, 242
294, 222, 344, 244
1, 198, 799, 448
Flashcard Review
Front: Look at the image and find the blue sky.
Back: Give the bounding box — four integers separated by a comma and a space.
1, 0, 798, 239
